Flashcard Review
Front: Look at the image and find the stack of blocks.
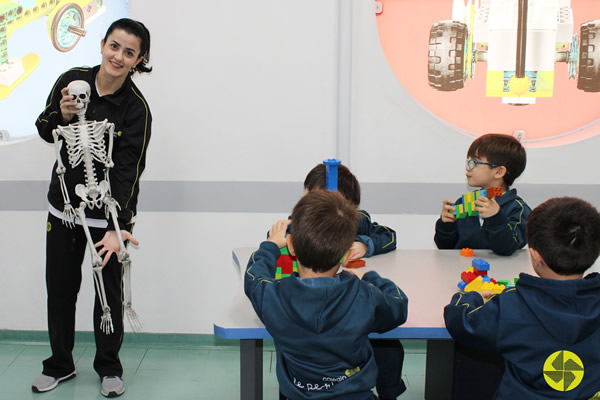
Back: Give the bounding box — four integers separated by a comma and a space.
458, 258, 506, 294
276, 246, 297, 279
454, 187, 503, 219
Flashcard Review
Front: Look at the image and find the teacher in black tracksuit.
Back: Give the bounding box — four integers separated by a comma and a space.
32, 18, 152, 398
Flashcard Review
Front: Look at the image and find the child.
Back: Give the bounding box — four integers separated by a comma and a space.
444, 197, 600, 399
434, 134, 531, 256
304, 163, 396, 259
304, 163, 405, 399
245, 190, 408, 400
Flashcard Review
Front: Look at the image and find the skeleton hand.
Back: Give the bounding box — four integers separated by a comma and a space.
62, 204, 76, 228
95, 230, 140, 267
59, 87, 78, 123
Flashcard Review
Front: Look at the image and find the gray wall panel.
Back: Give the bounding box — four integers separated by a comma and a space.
1, 181, 597, 213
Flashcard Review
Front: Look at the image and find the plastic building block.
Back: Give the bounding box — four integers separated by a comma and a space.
275, 246, 297, 279
461, 271, 476, 284
463, 276, 506, 294
460, 248, 474, 257
497, 279, 515, 287
346, 259, 366, 269
323, 159, 341, 191
472, 258, 490, 271
458, 258, 506, 293
486, 187, 503, 198
453, 187, 502, 218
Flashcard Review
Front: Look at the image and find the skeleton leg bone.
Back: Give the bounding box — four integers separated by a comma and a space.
74, 202, 114, 334
105, 196, 142, 332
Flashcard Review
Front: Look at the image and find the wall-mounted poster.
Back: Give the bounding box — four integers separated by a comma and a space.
0, 0, 128, 144
375, 0, 600, 147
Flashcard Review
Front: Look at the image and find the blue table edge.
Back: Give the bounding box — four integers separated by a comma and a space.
213, 324, 451, 340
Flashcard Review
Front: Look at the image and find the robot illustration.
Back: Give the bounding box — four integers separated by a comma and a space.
0, 0, 104, 100
52, 80, 140, 334
428, 0, 600, 104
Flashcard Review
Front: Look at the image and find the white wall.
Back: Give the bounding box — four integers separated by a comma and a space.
0, 0, 598, 335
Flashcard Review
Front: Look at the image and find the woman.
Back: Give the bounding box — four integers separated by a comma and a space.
33, 18, 152, 398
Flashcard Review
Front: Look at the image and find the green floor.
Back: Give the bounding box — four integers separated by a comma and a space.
0, 332, 426, 400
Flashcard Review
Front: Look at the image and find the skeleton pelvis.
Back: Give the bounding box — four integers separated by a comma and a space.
75, 181, 109, 208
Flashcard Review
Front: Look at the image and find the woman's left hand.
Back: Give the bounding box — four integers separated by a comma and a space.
95, 230, 139, 267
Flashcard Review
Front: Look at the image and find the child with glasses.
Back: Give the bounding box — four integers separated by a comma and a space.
434, 133, 531, 256
434, 133, 532, 400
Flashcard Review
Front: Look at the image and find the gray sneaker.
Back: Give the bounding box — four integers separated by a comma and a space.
32, 371, 76, 392
101, 376, 125, 398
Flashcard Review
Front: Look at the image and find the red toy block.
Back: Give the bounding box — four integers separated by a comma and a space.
474, 269, 488, 277
460, 248, 474, 257
461, 271, 477, 284
277, 254, 296, 274
347, 259, 366, 269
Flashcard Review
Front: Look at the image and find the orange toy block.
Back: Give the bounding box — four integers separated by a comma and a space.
460, 248, 474, 257
347, 259, 366, 269
486, 187, 503, 198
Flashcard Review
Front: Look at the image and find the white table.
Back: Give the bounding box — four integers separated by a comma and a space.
214, 248, 535, 400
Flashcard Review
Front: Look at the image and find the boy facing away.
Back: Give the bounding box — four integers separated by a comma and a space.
435, 134, 531, 256
245, 190, 408, 400
304, 163, 405, 399
444, 197, 600, 399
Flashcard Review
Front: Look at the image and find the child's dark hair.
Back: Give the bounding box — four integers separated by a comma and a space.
104, 18, 152, 75
291, 190, 358, 273
467, 134, 526, 186
527, 197, 600, 276
303, 163, 361, 206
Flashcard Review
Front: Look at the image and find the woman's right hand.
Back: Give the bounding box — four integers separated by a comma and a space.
59, 87, 78, 123
440, 199, 456, 223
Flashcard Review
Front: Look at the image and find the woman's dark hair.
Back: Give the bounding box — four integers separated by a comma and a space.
527, 197, 600, 275
104, 18, 152, 74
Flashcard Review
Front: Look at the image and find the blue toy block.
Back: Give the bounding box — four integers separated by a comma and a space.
323, 158, 341, 191
482, 276, 491, 283
458, 280, 467, 291
472, 258, 490, 271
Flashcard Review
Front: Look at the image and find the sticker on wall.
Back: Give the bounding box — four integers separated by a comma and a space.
375, 0, 600, 147
0, 0, 129, 144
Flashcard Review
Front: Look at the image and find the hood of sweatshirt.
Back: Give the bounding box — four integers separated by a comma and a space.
517, 272, 600, 344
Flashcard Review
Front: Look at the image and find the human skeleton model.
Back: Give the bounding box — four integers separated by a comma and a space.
52, 80, 140, 334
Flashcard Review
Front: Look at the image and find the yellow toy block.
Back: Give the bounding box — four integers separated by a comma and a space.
464, 276, 505, 294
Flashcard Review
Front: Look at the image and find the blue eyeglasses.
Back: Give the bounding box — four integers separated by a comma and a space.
466, 159, 501, 171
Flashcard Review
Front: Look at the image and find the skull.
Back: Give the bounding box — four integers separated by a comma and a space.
67, 80, 91, 114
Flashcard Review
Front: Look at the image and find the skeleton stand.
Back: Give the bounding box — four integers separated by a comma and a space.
52, 80, 141, 334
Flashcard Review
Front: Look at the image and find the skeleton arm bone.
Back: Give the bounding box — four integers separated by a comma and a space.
52, 128, 76, 227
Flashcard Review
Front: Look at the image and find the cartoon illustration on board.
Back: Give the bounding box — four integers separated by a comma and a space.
0, 0, 104, 101
427, 0, 600, 105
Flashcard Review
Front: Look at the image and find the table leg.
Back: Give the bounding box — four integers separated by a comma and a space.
240, 339, 263, 400
425, 339, 455, 400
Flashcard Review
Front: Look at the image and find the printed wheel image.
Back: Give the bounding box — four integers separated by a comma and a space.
50, 3, 86, 52
577, 20, 600, 92
428, 21, 468, 91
